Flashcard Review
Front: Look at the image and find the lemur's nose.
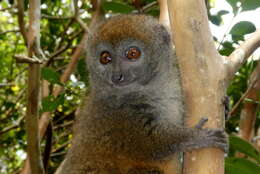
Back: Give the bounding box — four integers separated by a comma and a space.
111, 72, 124, 84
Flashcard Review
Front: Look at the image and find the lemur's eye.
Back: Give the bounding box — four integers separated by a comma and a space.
126, 46, 141, 60
100, 51, 112, 64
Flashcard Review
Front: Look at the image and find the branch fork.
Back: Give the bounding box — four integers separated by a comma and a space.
14, 55, 43, 64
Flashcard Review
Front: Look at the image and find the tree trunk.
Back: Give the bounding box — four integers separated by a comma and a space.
167, 1, 225, 174
167, 1, 260, 174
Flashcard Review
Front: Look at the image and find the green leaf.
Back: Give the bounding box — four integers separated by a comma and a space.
219, 41, 235, 56
41, 94, 65, 112
77, 58, 89, 85
225, 157, 260, 174
41, 67, 61, 85
227, 0, 260, 12
229, 136, 260, 162
230, 21, 256, 35
210, 15, 221, 25
226, 0, 239, 13
102, 1, 135, 13
218, 10, 229, 16
241, 0, 260, 12
210, 10, 229, 25
230, 21, 256, 41
144, 4, 160, 17
146, 9, 159, 17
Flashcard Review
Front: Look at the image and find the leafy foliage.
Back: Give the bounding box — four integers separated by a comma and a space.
41, 67, 62, 85
225, 157, 260, 174
41, 94, 65, 112
0, 0, 259, 173
227, 0, 260, 13
103, 1, 135, 13
229, 136, 260, 163
230, 21, 256, 42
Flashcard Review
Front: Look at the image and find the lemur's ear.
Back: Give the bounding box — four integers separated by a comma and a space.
153, 24, 172, 45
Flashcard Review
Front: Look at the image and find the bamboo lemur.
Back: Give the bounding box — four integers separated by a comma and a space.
56, 15, 227, 174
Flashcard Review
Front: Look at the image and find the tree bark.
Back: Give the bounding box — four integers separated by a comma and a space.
238, 60, 260, 141
26, 0, 45, 174
20, 34, 87, 174
168, 1, 225, 174
167, 1, 260, 174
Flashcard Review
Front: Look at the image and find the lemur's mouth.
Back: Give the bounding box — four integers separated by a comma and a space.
111, 73, 124, 84
112, 79, 137, 87
111, 73, 136, 87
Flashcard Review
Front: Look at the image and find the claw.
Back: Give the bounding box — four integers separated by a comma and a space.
195, 117, 208, 129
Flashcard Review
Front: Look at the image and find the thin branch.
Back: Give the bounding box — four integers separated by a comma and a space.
14, 55, 43, 64
225, 29, 260, 82
53, 120, 73, 130
0, 30, 20, 35
44, 44, 71, 66
50, 151, 67, 157
0, 5, 16, 11
142, 1, 158, 12
73, 0, 79, 16
17, 0, 28, 45
25, 0, 45, 173
42, 14, 73, 20
89, 0, 105, 28
228, 79, 259, 117
75, 17, 90, 33
217, 10, 240, 50
69, 29, 84, 40
51, 141, 71, 154
0, 83, 15, 87
45, 29, 83, 66
159, 0, 170, 28
0, 116, 25, 135
53, 110, 76, 125
0, 88, 26, 122
244, 98, 260, 104
54, 131, 72, 144
237, 60, 260, 142
55, 18, 75, 50
73, 0, 89, 33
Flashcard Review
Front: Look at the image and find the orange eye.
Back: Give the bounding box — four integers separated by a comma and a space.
100, 51, 112, 64
126, 46, 141, 60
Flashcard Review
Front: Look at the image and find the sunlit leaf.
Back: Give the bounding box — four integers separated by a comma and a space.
102, 1, 135, 13
41, 67, 62, 85
77, 58, 89, 85
227, 0, 260, 12
219, 41, 235, 56
229, 136, 260, 163
225, 157, 260, 174
41, 94, 65, 112
241, 0, 260, 12
230, 21, 256, 41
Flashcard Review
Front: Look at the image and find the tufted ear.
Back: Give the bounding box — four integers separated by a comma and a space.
153, 24, 172, 46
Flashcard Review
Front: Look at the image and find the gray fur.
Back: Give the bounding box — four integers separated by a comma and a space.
56, 15, 227, 174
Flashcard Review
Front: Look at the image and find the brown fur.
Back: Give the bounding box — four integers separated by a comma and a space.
55, 15, 227, 174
